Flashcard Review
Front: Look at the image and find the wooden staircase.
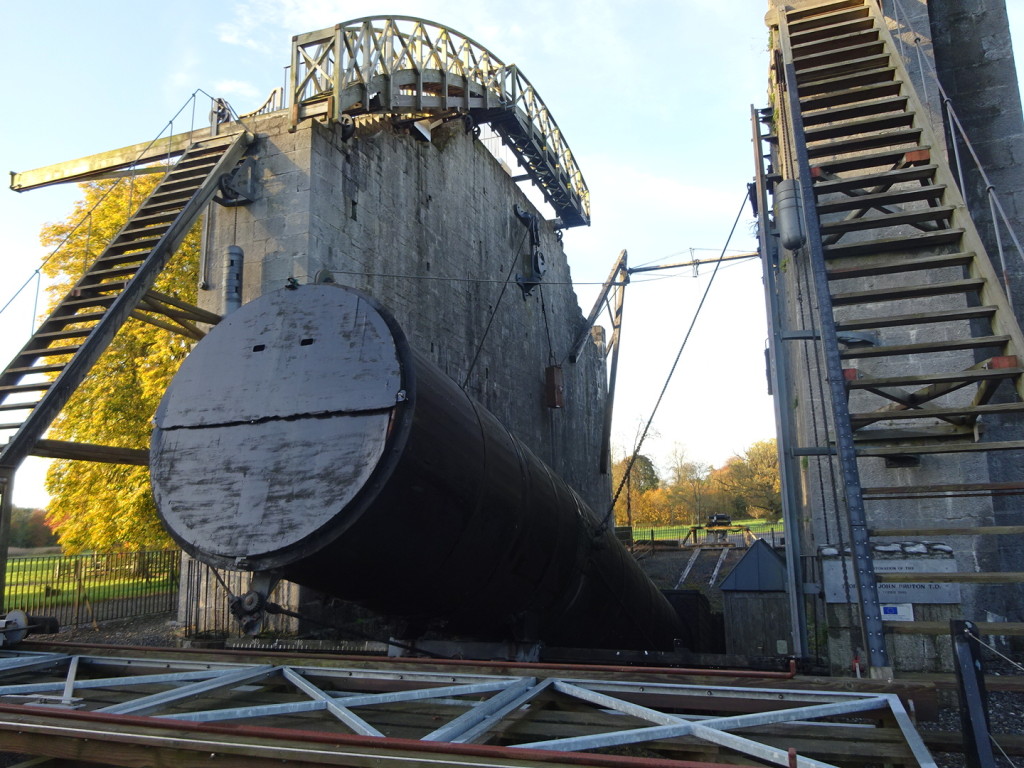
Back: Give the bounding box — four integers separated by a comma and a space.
0, 131, 251, 471
783, 0, 1024, 456
764, 0, 1024, 663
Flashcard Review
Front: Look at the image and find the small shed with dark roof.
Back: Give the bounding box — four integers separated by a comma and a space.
720, 539, 791, 657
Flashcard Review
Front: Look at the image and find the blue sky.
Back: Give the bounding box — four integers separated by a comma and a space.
1, 1, 1021, 508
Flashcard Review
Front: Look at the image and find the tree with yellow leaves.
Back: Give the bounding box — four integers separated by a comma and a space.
39, 174, 200, 552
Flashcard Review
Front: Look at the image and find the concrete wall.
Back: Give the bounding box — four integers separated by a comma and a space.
201, 113, 609, 512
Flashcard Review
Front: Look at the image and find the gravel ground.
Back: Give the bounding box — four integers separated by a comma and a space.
30, 610, 181, 647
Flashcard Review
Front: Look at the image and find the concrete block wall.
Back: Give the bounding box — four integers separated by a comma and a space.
202, 112, 609, 513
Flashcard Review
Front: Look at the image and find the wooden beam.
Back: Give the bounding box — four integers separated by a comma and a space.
872, 525, 1024, 537
886, 621, 1024, 637
30, 440, 148, 466
10, 132, 197, 192
878, 572, 1024, 584
857, 439, 1024, 456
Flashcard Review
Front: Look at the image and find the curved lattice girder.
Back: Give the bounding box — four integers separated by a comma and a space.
291, 16, 590, 227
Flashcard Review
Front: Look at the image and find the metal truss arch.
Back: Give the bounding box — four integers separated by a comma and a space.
290, 15, 590, 228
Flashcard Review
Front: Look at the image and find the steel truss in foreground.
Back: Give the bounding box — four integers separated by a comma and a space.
0, 648, 936, 767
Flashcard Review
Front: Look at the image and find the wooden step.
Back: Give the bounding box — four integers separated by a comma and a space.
788, 16, 875, 47
852, 401, 1024, 427
151, 177, 205, 196
134, 196, 194, 216
887, 621, 1024, 636
93, 251, 157, 268
865, 482, 1024, 501
847, 365, 1022, 390
804, 112, 915, 143
788, 5, 870, 34
78, 264, 144, 283
806, 127, 922, 159
0, 402, 35, 413
810, 144, 930, 175
878, 571, 1024, 584
4, 363, 67, 376
794, 40, 886, 72
68, 280, 129, 297
812, 164, 937, 193
802, 95, 909, 127
792, 28, 879, 60
819, 204, 952, 234
840, 334, 1009, 359
170, 154, 224, 173
823, 228, 964, 258
58, 294, 118, 312
827, 252, 974, 280
797, 66, 897, 99
104, 235, 164, 256
31, 327, 94, 343
816, 184, 945, 215
855, 423, 980, 442
835, 306, 995, 332
801, 81, 902, 112
796, 53, 892, 87
20, 344, 81, 359
119, 221, 172, 240
786, 0, 867, 23
43, 310, 107, 329
128, 209, 184, 228
831, 277, 984, 305
858, 440, 1024, 456
0, 382, 51, 395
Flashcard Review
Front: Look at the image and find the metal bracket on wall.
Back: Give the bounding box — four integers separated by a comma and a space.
513, 204, 547, 298
215, 156, 259, 207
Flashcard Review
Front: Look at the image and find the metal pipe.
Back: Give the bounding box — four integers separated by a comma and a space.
151, 283, 685, 651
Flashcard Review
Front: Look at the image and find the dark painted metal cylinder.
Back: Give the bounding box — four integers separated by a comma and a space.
151, 283, 685, 651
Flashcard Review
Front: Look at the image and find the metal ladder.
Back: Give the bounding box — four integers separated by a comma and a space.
0, 131, 252, 472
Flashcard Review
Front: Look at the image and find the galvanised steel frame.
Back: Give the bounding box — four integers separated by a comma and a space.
290, 16, 590, 228
0, 649, 937, 767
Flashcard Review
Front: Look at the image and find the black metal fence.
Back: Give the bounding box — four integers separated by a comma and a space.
631, 521, 784, 547
5, 550, 180, 628
181, 556, 297, 639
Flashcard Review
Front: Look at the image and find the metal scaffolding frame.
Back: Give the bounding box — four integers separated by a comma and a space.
0, 648, 937, 767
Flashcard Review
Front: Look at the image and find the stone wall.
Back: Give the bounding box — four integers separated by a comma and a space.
201, 113, 609, 511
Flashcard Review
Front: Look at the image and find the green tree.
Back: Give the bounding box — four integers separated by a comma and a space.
716, 439, 782, 521
39, 175, 200, 552
611, 454, 660, 526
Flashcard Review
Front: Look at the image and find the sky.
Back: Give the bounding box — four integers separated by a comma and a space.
0, 1, 1022, 508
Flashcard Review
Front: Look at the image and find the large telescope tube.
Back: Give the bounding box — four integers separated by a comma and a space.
151, 283, 684, 650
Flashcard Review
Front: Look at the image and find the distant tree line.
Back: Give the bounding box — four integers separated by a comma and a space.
611, 439, 781, 527
9, 507, 58, 548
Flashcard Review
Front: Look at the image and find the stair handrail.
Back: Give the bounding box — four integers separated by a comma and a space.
2, 91, 230, 332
